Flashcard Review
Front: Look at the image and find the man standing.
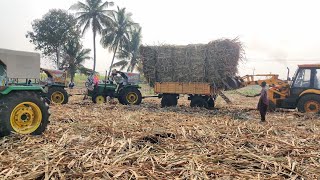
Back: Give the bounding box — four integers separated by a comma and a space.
258, 81, 269, 122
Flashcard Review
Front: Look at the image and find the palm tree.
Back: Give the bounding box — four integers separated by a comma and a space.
100, 6, 138, 77
70, 0, 114, 72
63, 40, 91, 82
113, 27, 142, 72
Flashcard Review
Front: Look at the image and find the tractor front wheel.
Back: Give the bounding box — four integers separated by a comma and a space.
297, 94, 320, 113
0, 91, 50, 137
120, 88, 142, 105
92, 94, 105, 104
48, 87, 68, 104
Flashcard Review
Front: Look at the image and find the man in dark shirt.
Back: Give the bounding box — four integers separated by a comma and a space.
258, 81, 269, 122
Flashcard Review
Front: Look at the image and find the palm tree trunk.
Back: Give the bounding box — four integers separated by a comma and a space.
93, 31, 97, 72
56, 49, 60, 69
70, 66, 74, 82
107, 44, 118, 78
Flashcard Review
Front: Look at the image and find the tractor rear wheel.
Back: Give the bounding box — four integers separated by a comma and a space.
92, 94, 105, 104
297, 94, 320, 113
161, 94, 178, 107
190, 96, 209, 109
0, 91, 50, 137
120, 88, 142, 105
48, 87, 68, 104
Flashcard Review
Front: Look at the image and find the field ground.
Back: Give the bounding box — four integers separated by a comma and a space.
1, 89, 320, 179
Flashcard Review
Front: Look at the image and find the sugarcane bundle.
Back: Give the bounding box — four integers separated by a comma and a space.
140, 38, 243, 87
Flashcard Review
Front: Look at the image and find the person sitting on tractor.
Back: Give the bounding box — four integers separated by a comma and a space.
93, 73, 99, 86
68, 81, 75, 89
111, 69, 128, 86
47, 75, 54, 85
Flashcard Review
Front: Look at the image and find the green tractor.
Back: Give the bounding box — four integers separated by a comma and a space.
40, 68, 69, 104
0, 49, 49, 136
86, 71, 142, 105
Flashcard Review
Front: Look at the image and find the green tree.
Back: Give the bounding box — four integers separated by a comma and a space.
100, 7, 138, 77
70, 0, 114, 72
26, 9, 80, 69
112, 27, 142, 72
62, 40, 91, 82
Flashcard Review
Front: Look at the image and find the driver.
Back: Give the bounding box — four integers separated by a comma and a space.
111, 69, 128, 85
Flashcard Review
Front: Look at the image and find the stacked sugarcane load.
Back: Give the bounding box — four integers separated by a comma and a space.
140, 38, 244, 87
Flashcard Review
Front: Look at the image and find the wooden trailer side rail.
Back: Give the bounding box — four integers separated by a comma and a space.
154, 82, 215, 96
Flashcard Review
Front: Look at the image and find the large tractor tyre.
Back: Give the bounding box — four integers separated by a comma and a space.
161, 94, 178, 107
121, 88, 142, 105
268, 100, 276, 112
48, 87, 68, 104
297, 94, 320, 113
0, 91, 50, 137
92, 94, 106, 104
207, 98, 215, 109
190, 96, 209, 109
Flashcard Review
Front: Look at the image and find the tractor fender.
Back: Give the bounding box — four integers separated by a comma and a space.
118, 85, 140, 92
0, 86, 45, 95
299, 89, 320, 97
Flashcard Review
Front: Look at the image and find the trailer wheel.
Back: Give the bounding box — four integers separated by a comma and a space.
161, 94, 177, 107
190, 96, 208, 109
268, 100, 276, 112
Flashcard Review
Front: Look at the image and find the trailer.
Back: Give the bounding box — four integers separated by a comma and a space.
154, 82, 217, 109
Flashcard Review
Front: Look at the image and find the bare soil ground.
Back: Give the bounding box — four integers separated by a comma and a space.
1, 89, 320, 179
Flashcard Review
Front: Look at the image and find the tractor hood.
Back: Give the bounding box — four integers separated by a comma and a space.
0, 48, 40, 79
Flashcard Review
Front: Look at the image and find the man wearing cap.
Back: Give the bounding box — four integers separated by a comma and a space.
257, 81, 269, 122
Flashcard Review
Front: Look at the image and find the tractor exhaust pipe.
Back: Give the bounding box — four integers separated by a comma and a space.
287, 67, 290, 81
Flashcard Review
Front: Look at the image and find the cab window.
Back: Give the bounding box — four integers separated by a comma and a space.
314, 69, 320, 89
293, 69, 311, 88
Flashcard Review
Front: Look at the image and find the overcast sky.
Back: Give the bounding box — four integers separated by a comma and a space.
0, 0, 319, 78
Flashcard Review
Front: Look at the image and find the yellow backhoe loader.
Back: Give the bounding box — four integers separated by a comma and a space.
236, 64, 320, 113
